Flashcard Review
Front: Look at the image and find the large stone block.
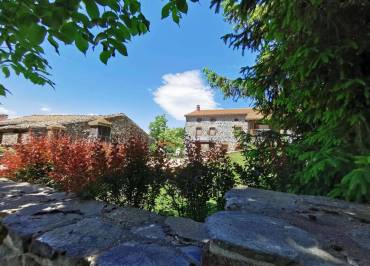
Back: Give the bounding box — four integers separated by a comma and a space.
204, 188, 370, 266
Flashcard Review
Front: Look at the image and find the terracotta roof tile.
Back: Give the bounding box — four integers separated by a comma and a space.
185, 108, 264, 120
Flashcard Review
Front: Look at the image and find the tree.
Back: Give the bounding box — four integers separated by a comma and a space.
149, 114, 168, 142
149, 114, 185, 155
161, 127, 185, 154
205, 0, 370, 202
0, 0, 195, 95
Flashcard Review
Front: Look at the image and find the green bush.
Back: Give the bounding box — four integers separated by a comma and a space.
234, 130, 296, 192
165, 141, 235, 222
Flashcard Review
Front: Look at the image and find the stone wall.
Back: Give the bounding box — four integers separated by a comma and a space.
203, 188, 370, 265
1, 178, 369, 265
1, 133, 19, 146
0, 115, 149, 146
107, 115, 150, 143
185, 115, 249, 151
0, 178, 205, 266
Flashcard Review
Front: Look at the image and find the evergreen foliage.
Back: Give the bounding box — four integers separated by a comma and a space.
205, 0, 370, 201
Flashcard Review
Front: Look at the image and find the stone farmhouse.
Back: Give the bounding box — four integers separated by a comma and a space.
0, 113, 149, 146
185, 106, 270, 152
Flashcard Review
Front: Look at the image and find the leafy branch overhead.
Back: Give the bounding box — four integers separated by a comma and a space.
0, 0, 197, 95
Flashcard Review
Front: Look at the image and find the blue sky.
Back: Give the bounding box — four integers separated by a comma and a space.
1, 1, 255, 131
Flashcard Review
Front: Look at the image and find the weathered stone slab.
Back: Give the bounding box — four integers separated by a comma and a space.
95, 242, 194, 266
103, 207, 165, 228
130, 223, 167, 240
165, 216, 209, 243
210, 188, 370, 266
226, 187, 370, 224
205, 211, 346, 265
31, 217, 126, 260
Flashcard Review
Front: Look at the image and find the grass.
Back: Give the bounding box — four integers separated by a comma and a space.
228, 151, 244, 166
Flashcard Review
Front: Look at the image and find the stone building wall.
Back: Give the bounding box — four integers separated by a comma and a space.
0, 115, 149, 146
61, 116, 149, 143
107, 115, 150, 143
185, 115, 249, 151
1, 133, 19, 146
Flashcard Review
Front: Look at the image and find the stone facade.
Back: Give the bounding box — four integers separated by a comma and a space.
185, 107, 269, 152
0, 114, 149, 146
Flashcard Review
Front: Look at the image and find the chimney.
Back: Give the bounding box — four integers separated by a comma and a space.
0, 114, 8, 121
196, 105, 200, 111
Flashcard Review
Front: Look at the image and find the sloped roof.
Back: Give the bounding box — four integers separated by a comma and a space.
88, 117, 112, 127
0, 114, 124, 131
185, 108, 264, 120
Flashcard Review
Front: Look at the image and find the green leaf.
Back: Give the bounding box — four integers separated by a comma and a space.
109, 38, 128, 56
2, 67, 10, 78
108, 0, 120, 11
83, 0, 100, 19
114, 25, 131, 41
96, 0, 109, 5
0, 84, 8, 96
161, 2, 172, 19
48, 36, 59, 53
172, 9, 180, 24
138, 23, 148, 34
130, 1, 141, 13
27, 24, 47, 45
60, 22, 77, 43
176, 0, 188, 13
75, 34, 89, 54
100, 50, 111, 64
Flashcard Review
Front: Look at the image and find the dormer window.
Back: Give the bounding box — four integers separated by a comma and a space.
47, 124, 66, 138
98, 126, 111, 141
88, 117, 112, 141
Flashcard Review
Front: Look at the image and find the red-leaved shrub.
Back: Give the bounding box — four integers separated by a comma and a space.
0, 135, 51, 184
0, 134, 109, 193
48, 136, 109, 193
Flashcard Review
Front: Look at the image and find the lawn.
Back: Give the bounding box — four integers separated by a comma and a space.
228, 151, 244, 166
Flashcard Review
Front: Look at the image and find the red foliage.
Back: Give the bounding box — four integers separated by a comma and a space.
0, 135, 50, 178
48, 136, 106, 193
0, 135, 110, 193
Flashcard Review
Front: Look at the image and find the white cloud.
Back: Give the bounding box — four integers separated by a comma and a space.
40, 106, 51, 113
0, 106, 16, 117
153, 70, 217, 120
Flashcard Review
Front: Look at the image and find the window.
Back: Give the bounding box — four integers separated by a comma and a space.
98, 126, 111, 141
209, 142, 215, 149
210, 118, 216, 122
196, 118, 202, 122
195, 127, 202, 137
17, 133, 23, 143
209, 127, 216, 136
234, 118, 239, 121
